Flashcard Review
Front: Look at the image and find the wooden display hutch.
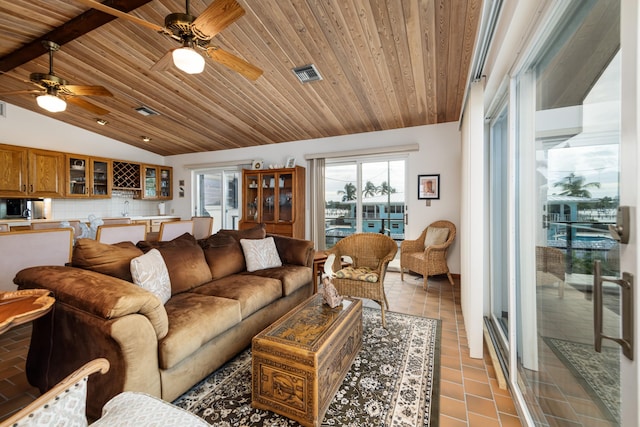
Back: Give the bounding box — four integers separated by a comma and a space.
239, 166, 305, 238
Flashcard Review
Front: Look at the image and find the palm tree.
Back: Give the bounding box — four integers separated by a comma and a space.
338, 182, 357, 201
553, 172, 600, 198
363, 181, 378, 197
378, 181, 395, 195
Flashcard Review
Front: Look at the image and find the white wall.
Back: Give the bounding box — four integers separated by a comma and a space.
166, 122, 463, 274
1, 103, 164, 164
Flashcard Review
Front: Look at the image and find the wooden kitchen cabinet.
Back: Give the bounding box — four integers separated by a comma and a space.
0, 144, 64, 198
65, 154, 112, 198
142, 165, 172, 200
239, 166, 305, 238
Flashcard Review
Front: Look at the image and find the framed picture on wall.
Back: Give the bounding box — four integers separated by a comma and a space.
418, 174, 440, 200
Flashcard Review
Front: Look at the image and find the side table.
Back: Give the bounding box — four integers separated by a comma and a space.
0, 289, 55, 335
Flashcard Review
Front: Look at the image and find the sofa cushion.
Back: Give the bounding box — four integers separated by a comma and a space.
217, 223, 266, 241
160, 293, 241, 369
240, 237, 282, 272
137, 233, 212, 295
130, 249, 171, 304
198, 224, 267, 277
244, 265, 312, 296
191, 274, 282, 319
72, 239, 143, 282
198, 233, 245, 279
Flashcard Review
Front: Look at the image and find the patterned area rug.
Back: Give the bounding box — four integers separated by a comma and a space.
543, 337, 619, 424
174, 308, 441, 426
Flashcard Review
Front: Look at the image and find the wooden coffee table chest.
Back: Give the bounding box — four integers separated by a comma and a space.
252, 294, 362, 426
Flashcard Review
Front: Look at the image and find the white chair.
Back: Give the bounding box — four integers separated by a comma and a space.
158, 220, 194, 241
31, 220, 82, 239
1, 358, 210, 427
101, 217, 132, 225
0, 228, 73, 290
96, 224, 147, 245
191, 216, 213, 239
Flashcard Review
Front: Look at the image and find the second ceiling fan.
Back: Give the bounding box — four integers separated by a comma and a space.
76, 0, 263, 80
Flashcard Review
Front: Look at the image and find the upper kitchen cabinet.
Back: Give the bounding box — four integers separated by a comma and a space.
142, 165, 172, 200
66, 155, 112, 198
0, 144, 64, 198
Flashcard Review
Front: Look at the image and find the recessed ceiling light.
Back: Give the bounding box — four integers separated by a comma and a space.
142, 136, 151, 142
96, 118, 108, 125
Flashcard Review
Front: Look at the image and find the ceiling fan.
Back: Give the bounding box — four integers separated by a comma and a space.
75, 0, 263, 80
0, 40, 113, 114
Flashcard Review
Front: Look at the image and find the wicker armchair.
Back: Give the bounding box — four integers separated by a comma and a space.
326, 233, 398, 327
400, 220, 456, 288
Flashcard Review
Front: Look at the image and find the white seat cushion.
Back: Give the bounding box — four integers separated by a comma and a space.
91, 392, 210, 426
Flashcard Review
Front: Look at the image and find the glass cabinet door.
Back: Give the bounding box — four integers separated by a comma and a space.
144, 166, 157, 198
159, 167, 171, 198
91, 159, 109, 197
244, 173, 259, 221
278, 172, 293, 222
261, 172, 276, 222
68, 155, 88, 196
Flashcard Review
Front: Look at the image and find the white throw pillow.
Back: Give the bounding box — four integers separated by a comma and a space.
130, 249, 171, 304
240, 237, 282, 272
424, 227, 449, 248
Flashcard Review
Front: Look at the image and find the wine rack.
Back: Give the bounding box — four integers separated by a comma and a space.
113, 161, 141, 190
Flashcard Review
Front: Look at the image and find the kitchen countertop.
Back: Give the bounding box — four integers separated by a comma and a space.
0, 216, 180, 227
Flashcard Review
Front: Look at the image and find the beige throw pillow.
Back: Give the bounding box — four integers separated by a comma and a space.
424, 227, 449, 248
130, 249, 171, 304
240, 237, 282, 272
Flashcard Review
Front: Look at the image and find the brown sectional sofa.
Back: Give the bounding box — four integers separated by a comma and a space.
14, 224, 314, 419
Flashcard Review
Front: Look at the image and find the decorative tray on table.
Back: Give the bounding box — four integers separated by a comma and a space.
0, 289, 55, 335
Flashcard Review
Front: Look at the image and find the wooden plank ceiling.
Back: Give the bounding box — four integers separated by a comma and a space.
0, 0, 481, 156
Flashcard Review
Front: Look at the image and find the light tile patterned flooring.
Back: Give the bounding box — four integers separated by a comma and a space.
0, 272, 524, 426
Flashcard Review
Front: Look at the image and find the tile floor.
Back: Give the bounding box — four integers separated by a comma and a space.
0, 271, 524, 426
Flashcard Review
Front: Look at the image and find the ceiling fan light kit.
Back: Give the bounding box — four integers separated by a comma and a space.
36, 93, 66, 113
74, 0, 262, 80
172, 46, 205, 74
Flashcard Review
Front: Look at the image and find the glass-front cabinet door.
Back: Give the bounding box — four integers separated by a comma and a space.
90, 158, 111, 198
67, 155, 88, 197
243, 172, 259, 222
278, 172, 293, 223
261, 172, 276, 223
159, 167, 171, 198
143, 166, 157, 198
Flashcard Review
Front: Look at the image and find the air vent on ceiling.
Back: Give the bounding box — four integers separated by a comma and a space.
292, 64, 322, 83
135, 105, 160, 116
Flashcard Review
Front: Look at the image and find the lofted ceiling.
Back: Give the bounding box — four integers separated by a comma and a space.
0, 0, 481, 156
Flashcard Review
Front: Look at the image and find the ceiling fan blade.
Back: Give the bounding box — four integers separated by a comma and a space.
74, 0, 164, 32
192, 0, 245, 39
66, 96, 110, 115
0, 89, 42, 96
62, 85, 113, 97
206, 47, 263, 80
150, 49, 176, 72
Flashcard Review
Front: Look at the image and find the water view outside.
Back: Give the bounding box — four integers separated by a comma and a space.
324, 160, 405, 249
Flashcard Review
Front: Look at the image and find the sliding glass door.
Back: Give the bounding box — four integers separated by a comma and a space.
486, 1, 632, 425
193, 169, 240, 232
324, 158, 406, 249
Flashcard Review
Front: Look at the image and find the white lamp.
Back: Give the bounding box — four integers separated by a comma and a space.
172, 46, 205, 74
36, 93, 67, 113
